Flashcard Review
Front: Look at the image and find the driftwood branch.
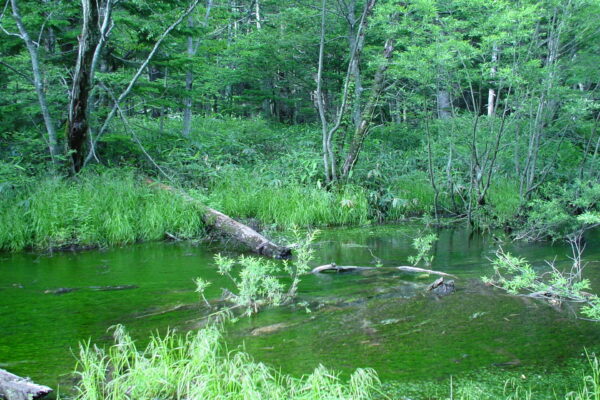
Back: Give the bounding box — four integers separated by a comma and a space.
311, 263, 457, 278
0, 369, 51, 400
145, 179, 291, 259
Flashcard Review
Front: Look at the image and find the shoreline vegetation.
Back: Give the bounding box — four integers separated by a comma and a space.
69, 325, 600, 400
3, 115, 597, 254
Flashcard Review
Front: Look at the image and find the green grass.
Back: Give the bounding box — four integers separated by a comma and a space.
70, 325, 379, 400
487, 179, 522, 225
386, 172, 439, 218
0, 170, 205, 251
208, 171, 370, 228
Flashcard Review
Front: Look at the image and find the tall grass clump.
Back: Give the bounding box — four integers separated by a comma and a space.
209, 171, 369, 228
71, 325, 379, 400
386, 172, 439, 218
568, 353, 600, 400
487, 179, 521, 225
0, 170, 204, 251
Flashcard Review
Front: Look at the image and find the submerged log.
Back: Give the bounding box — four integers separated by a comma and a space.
311, 263, 457, 279
145, 179, 291, 259
395, 266, 457, 279
89, 285, 138, 291
0, 369, 51, 400
311, 263, 373, 273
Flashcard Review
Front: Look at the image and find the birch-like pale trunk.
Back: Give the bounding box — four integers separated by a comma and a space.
315, 0, 331, 183
340, 38, 394, 179
315, 0, 376, 183
487, 44, 498, 116
10, 0, 59, 163
344, 0, 363, 128
255, 0, 261, 29
436, 89, 452, 119
85, 0, 202, 166
182, 16, 195, 137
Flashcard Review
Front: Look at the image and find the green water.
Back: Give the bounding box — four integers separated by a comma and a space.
1, 223, 599, 393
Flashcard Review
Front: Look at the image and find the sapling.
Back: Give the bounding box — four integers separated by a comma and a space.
483, 247, 600, 321
408, 233, 438, 267
212, 229, 319, 316
194, 277, 212, 307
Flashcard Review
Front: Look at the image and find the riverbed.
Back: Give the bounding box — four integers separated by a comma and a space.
1, 223, 599, 394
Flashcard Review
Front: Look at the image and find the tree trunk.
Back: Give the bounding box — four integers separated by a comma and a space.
315, 0, 377, 184
145, 179, 291, 259
487, 44, 498, 116
346, 0, 363, 128
10, 0, 59, 163
84, 0, 202, 166
255, 0, 261, 29
341, 39, 394, 179
68, 0, 100, 172
0, 368, 51, 400
311, 263, 457, 278
182, 16, 195, 137
436, 89, 452, 119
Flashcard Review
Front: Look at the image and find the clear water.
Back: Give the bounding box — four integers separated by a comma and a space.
1, 223, 599, 392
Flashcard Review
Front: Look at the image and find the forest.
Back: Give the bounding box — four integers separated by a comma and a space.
1, 0, 600, 399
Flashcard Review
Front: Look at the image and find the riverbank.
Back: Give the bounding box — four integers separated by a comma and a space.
0, 166, 511, 254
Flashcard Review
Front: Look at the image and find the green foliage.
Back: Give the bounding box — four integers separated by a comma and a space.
487, 180, 522, 225
567, 352, 600, 400
215, 254, 286, 315
582, 297, 600, 321
194, 277, 212, 307
70, 325, 379, 400
213, 229, 318, 315
408, 233, 438, 268
518, 181, 600, 241
483, 250, 538, 295
0, 170, 204, 251
484, 248, 600, 321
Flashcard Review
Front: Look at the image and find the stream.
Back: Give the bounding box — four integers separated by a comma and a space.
1, 223, 599, 393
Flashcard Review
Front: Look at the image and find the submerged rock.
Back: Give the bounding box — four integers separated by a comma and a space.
88, 285, 138, 291
44, 287, 78, 295
250, 322, 292, 336
427, 277, 455, 296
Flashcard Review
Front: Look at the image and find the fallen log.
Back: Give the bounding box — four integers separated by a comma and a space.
311, 263, 457, 279
145, 179, 291, 259
0, 369, 51, 400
